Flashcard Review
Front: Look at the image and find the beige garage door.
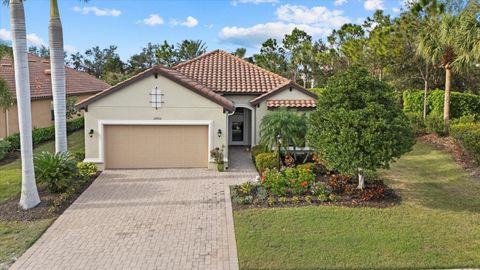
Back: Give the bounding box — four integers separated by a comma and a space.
104, 125, 208, 169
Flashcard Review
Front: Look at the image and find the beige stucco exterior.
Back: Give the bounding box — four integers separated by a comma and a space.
0, 94, 92, 138
254, 87, 315, 144
83, 73, 228, 170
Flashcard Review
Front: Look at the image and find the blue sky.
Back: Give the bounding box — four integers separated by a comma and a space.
0, 0, 408, 60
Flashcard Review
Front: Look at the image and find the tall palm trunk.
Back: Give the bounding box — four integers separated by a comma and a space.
10, 0, 40, 209
444, 65, 452, 134
49, 0, 67, 153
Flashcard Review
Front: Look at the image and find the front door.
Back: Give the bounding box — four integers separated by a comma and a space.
229, 108, 250, 146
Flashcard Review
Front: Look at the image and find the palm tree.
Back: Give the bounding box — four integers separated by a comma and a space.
416, 0, 479, 133
9, 0, 40, 209
259, 108, 308, 159
49, 0, 67, 153
176, 40, 207, 62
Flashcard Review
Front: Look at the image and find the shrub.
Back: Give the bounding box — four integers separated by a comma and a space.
239, 181, 254, 195
251, 145, 269, 161
66, 117, 85, 133
425, 113, 445, 136
283, 167, 315, 195
0, 140, 10, 160
451, 123, 480, 163
255, 186, 268, 201
210, 145, 225, 164
451, 114, 477, 125
262, 169, 287, 196
403, 89, 480, 119
405, 112, 426, 135
255, 152, 278, 173
77, 162, 97, 179
267, 197, 276, 206
34, 151, 78, 193
74, 151, 85, 162
4, 133, 20, 152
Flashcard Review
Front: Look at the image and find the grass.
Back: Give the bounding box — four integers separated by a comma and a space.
0, 130, 85, 268
0, 130, 84, 203
234, 142, 480, 270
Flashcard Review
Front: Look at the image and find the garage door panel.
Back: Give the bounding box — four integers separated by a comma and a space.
104, 125, 208, 169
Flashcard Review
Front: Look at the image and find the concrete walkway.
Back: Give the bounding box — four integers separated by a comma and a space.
11, 150, 257, 270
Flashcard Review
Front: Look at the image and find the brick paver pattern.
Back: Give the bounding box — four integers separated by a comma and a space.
11, 147, 257, 270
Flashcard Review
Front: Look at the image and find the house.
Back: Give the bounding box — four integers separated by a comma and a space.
0, 54, 110, 138
76, 50, 317, 170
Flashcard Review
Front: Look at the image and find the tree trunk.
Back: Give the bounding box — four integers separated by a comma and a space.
357, 172, 365, 189
422, 63, 429, 120
10, 0, 40, 209
49, 0, 67, 153
444, 65, 452, 134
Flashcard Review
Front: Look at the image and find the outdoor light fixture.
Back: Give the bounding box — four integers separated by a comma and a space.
217, 129, 222, 138
89, 129, 94, 138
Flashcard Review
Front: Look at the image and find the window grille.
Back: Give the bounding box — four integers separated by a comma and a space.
150, 87, 164, 109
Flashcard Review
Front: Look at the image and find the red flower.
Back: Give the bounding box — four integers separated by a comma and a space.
300, 181, 308, 187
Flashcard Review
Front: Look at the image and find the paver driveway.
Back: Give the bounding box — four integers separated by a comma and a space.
11, 149, 257, 270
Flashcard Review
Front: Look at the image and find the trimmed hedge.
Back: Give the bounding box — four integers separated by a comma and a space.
4, 117, 84, 152
403, 89, 480, 119
450, 122, 480, 164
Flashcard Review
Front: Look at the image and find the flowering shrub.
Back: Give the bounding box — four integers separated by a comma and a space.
262, 169, 287, 196
283, 167, 315, 195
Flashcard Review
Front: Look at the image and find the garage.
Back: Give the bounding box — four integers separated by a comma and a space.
104, 125, 209, 169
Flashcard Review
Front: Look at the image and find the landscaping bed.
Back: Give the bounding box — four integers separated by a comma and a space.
0, 172, 99, 222
231, 160, 400, 210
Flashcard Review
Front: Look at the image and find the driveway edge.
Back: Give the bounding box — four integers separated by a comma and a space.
224, 184, 240, 270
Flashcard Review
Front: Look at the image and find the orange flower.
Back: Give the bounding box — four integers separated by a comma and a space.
261, 175, 266, 184
300, 181, 308, 187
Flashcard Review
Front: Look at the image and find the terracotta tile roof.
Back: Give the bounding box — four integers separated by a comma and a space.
267, 99, 317, 108
0, 54, 110, 100
250, 81, 317, 105
76, 65, 235, 112
173, 50, 290, 94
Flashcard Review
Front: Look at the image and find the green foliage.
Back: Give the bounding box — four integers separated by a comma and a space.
256, 186, 268, 202
0, 78, 13, 112
239, 182, 254, 195
251, 144, 270, 162
283, 167, 315, 195
66, 96, 79, 119
425, 113, 445, 136
73, 151, 85, 162
34, 152, 78, 193
405, 112, 426, 135
307, 67, 415, 178
309, 88, 325, 96
255, 152, 278, 173
262, 169, 287, 196
210, 145, 225, 164
0, 140, 10, 160
259, 108, 308, 155
76, 162, 97, 179
403, 89, 480, 119
3, 118, 85, 152
451, 123, 480, 164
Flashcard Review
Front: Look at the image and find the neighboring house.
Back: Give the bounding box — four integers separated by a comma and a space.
76, 50, 317, 170
0, 54, 110, 138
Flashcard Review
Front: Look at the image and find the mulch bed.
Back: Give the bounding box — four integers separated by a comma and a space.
0, 172, 100, 222
0, 152, 20, 166
418, 134, 480, 178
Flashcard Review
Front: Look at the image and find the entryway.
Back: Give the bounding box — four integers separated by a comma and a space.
228, 107, 253, 146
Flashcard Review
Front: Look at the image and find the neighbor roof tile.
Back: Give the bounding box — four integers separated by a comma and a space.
266, 99, 317, 108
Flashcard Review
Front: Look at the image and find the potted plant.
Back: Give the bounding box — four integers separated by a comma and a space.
210, 145, 225, 172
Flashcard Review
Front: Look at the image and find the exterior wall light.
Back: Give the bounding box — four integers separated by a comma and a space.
89, 129, 94, 138
217, 129, 222, 138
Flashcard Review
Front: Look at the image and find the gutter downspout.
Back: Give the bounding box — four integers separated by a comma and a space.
5, 109, 9, 137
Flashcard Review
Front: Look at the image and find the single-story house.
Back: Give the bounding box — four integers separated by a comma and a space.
76, 50, 317, 170
0, 54, 110, 138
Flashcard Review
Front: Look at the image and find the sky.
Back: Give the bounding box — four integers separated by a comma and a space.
0, 0, 409, 61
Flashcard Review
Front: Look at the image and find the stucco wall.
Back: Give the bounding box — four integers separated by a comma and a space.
0, 94, 92, 138
83, 74, 228, 169
254, 87, 316, 145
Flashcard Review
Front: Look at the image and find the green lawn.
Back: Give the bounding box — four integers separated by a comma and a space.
0, 130, 84, 203
234, 142, 480, 270
0, 130, 84, 267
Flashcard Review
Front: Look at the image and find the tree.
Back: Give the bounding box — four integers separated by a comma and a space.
70, 45, 125, 82
307, 67, 415, 189
9, 0, 41, 209
129, 42, 160, 73
0, 79, 13, 134
254, 38, 288, 77
259, 108, 308, 159
176, 40, 207, 62
416, 0, 479, 133
155, 41, 177, 67
49, 0, 69, 153
28, 45, 49, 58
232, 48, 246, 59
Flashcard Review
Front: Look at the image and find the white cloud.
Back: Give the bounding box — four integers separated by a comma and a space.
0, 29, 10, 41
364, 0, 384, 11
73, 6, 121, 17
26, 33, 46, 46
219, 22, 331, 47
276, 4, 350, 28
170, 16, 199, 27
141, 14, 165, 26
392, 7, 401, 13
334, 0, 348, 6
231, 0, 278, 6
